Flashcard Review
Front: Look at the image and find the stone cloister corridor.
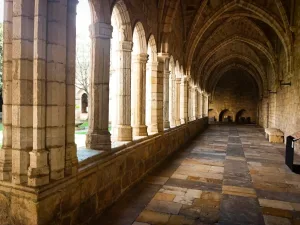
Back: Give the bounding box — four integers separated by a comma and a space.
2, 0, 300, 224
96, 125, 300, 225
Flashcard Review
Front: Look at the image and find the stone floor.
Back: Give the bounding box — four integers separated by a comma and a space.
94, 125, 300, 225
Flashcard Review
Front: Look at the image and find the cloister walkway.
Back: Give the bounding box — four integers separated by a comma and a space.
94, 125, 300, 225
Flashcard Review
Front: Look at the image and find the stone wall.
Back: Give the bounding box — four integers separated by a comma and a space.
0, 118, 208, 225
209, 71, 259, 123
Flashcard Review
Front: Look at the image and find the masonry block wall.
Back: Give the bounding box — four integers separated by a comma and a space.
209, 71, 258, 123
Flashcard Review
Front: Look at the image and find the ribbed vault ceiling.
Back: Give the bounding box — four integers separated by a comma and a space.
161, 0, 293, 97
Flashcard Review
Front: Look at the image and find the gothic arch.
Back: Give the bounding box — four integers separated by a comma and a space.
132, 22, 147, 54
202, 54, 267, 91
186, 1, 292, 74
111, 0, 133, 42
197, 35, 276, 79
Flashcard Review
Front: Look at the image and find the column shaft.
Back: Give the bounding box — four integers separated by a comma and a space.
203, 94, 209, 117
132, 54, 148, 136
148, 58, 164, 133
180, 77, 188, 124
0, 0, 13, 181
162, 56, 170, 129
46, 0, 68, 180
28, 0, 50, 186
86, 22, 113, 150
11, 0, 34, 184
175, 78, 181, 125
65, 0, 78, 176
169, 74, 175, 127
193, 87, 198, 120
112, 41, 133, 141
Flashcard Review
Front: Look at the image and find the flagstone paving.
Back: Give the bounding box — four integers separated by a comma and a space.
94, 125, 300, 225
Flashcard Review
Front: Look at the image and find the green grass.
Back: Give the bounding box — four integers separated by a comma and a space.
0, 124, 3, 131
75, 122, 111, 135
79, 121, 89, 129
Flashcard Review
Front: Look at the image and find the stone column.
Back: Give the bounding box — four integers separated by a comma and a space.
202, 93, 206, 117
28, 0, 50, 187
199, 92, 203, 118
86, 22, 113, 150
150, 56, 164, 133
161, 55, 170, 129
132, 54, 148, 136
175, 77, 181, 125
188, 84, 193, 121
65, 0, 78, 176
169, 72, 175, 127
112, 41, 133, 141
197, 90, 202, 119
193, 87, 198, 120
203, 94, 209, 117
180, 76, 188, 124
0, 0, 13, 181
46, 0, 68, 180
11, 0, 34, 184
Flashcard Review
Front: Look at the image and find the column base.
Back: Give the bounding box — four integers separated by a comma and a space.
133, 125, 148, 137
0, 147, 12, 181
181, 119, 187, 124
28, 150, 50, 187
86, 131, 111, 150
65, 144, 78, 176
112, 125, 133, 142
164, 121, 170, 129
175, 120, 181, 126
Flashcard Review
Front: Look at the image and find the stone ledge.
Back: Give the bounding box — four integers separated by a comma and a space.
0, 118, 208, 225
265, 128, 284, 143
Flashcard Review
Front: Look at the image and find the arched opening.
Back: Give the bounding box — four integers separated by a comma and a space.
131, 22, 148, 137
75, 0, 92, 147
219, 109, 233, 122
146, 35, 158, 133
235, 109, 251, 124
109, 1, 132, 138
81, 93, 88, 113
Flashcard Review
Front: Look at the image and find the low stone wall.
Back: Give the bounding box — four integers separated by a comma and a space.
0, 118, 208, 225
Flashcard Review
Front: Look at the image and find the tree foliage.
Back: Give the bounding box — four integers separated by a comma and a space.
75, 35, 90, 96
0, 23, 3, 94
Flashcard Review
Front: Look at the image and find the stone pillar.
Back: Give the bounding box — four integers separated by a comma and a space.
188, 84, 194, 121
202, 93, 205, 117
46, 0, 69, 181
11, 0, 34, 184
0, 0, 13, 181
161, 55, 170, 129
169, 72, 175, 127
203, 94, 209, 117
193, 87, 198, 120
199, 92, 203, 118
65, 0, 78, 176
112, 41, 133, 141
175, 77, 181, 125
86, 22, 113, 150
180, 76, 188, 124
28, 0, 50, 187
132, 54, 148, 136
197, 90, 201, 119
147, 57, 164, 133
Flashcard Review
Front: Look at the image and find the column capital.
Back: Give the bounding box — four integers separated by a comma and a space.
157, 53, 170, 61
89, 22, 113, 39
119, 41, 133, 52
133, 53, 148, 63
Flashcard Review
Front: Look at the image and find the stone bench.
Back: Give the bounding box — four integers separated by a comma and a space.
265, 128, 284, 143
